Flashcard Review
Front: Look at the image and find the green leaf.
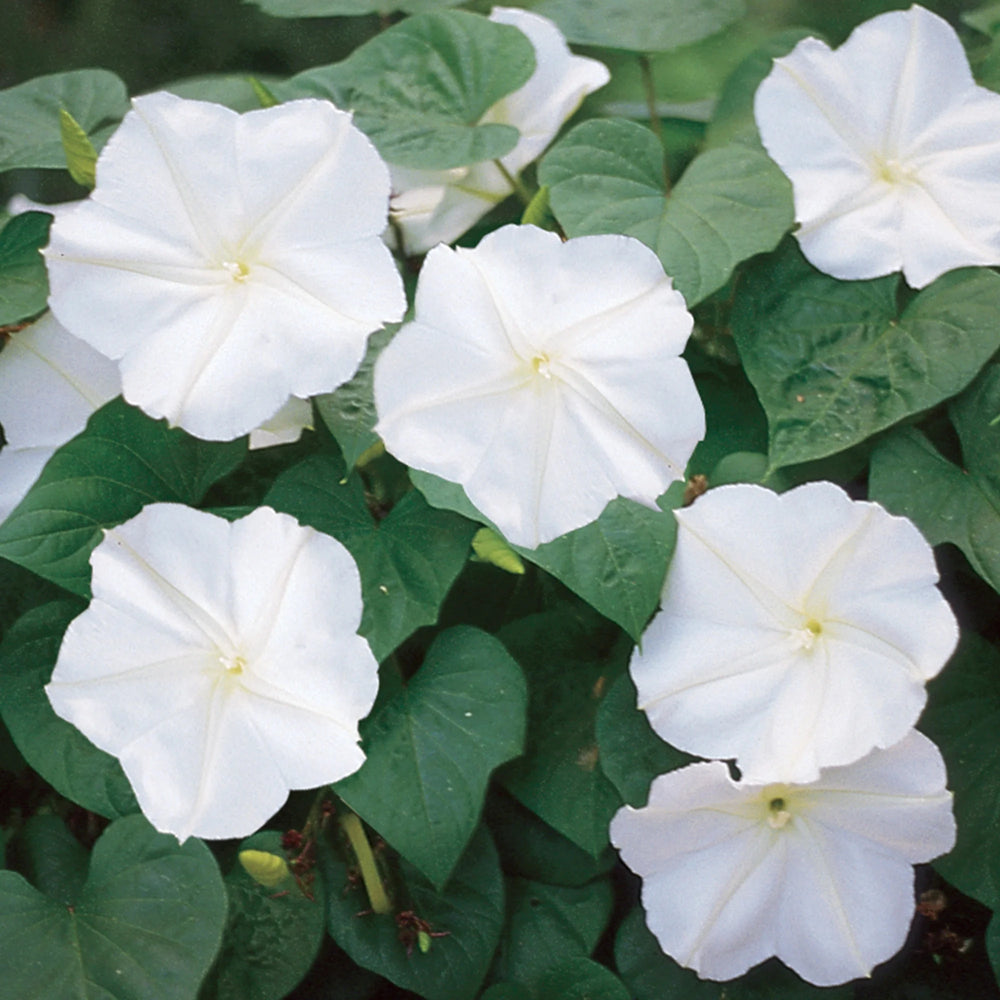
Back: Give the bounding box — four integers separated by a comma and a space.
482, 985, 532, 1000
871, 361, 1000, 592
0, 69, 128, 173
539, 118, 792, 307
205, 831, 325, 1000
0, 814, 227, 1000
0, 600, 137, 819
0, 397, 247, 597
493, 879, 613, 992
265, 453, 476, 661
248, 0, 464, 14
614, 908, 852, 1000
485, 787, 616, 887
526, 0, 744, 52
704, 29, 815, 149
920, 633, 1000, 909
521, 184, 554, 230
526, 488, 681, 642
314, 324, 394, 471
411, 470, 680, 641
595, 673, 693, 808
965, 3, 1000, 36
58, 108, 97, 188
869, 426, 1000, 594
0, 211, 51, 325
732, 243, 1000, 469
614, 908, 719, 1000
537, 958, 630, 1000
334, 626, 527, 889
688, 358, 769, 476
279, 10, 535, 169
324, 824, 504, 1000
0, 555, 65, 638
497, 605, 626, 857
164, 74, 278, 112
5, 816, 89, 907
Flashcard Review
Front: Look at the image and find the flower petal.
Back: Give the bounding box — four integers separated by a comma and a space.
388, 162, 507, 256
119, 684, 290, 842
46, 503, 378, 841
46, 93, 404, 441
0, 313, 119, 449
375, 225, 703, 547
611, 731, 955, 985
631, 481, 957, 782
0, 447, 53, 524
754, 5, 1000, 286
802, 730, 956, 861
485, 8, 610, 176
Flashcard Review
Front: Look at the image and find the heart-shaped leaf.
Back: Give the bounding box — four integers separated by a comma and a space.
0, 814, 227, 1000
733, 243, 1000, 469
335, 626, 527, 888
279, 10, 535, 169
539, 117, 792, 306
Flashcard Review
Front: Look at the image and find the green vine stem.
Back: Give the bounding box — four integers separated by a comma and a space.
340, 810, 393, 915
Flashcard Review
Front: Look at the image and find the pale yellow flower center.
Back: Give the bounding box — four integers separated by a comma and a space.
768, 797, 792, 829
531, 352, 553, 380
761, 786, 794, 830
872, 155, 916, 186
219, 651, 247, 675
221, 259, 250, 282
794, 617, 824, 651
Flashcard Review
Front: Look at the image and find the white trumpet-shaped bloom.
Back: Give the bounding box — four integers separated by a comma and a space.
754, 5, 1000, 288
388, 7, 609, 255
631, 482, 957, 784
610, 730, 956, 986
46, 503, 379, 841
0, 313, 120, 524
44, 92, 405, 441
374, 224, 705, 548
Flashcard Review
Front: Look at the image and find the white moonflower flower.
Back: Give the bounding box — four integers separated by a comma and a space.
46, 503, 379, 842
610, 730, 956, 986
0, 312, 120, 524
374, 224, 705, 549
44, 91, 406, 441
753, 5, 1000, 288
630, 481, 957, 784
388, 7, 610, 255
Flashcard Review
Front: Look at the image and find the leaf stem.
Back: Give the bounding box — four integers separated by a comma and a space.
638, 54, 671, 193
340, 811, 393, 915
494, 159, 533, 207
